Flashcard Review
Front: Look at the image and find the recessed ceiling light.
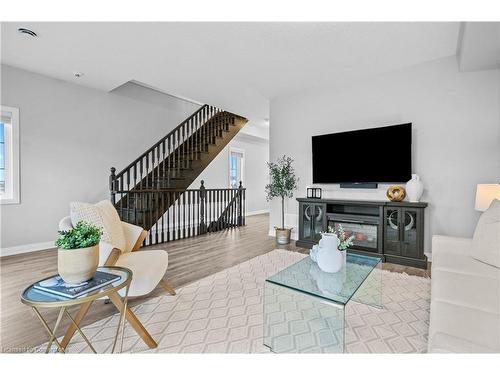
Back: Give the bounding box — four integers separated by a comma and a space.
18, 28, 37, 37
73, 72, 84, 78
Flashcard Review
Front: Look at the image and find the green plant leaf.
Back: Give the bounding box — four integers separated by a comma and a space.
55, 221, 103, 250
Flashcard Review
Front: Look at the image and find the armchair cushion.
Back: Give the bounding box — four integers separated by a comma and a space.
122, 221, 146, 253
115, 250, 169, 297
70, 200, 127, 252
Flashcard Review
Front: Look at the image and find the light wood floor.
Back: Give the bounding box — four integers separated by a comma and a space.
0, 214, 430, 352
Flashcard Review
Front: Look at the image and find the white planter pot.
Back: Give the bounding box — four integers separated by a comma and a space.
406, 174, 424, 202
312, 233, 346, 273
58, 245, 99, 284
275, 227, 292, 245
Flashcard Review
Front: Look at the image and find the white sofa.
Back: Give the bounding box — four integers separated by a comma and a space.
428, 205, 500, 353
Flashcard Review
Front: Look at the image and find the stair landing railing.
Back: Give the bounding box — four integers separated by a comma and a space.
112, 180, 246, 246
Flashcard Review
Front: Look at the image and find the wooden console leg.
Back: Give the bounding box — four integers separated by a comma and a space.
60, 300, 93, 349
107, 291, 158, 349
159, 278, 176, 296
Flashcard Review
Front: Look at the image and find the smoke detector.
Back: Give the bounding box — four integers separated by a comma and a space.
18, 28, 37, 37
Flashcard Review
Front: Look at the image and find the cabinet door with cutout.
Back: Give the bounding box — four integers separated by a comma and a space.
401, 208, 421, 259
384, 207, 402, 255
312, 203, 326, 242
299, 203, 314, 241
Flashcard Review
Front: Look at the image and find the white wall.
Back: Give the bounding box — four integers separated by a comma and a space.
269, 56, 500, 253
0, 65, 268, 252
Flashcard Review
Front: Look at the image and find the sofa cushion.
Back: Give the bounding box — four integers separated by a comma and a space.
70, 201, 126, 252
432, 251, 499, 280
429, 332, 498, 353
428, 300, 500, 352
431, 268, 499, 314
471, 199, 500, 268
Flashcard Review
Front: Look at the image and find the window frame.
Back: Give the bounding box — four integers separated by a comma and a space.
228, 147, 245, 189
0, 105, 20, 205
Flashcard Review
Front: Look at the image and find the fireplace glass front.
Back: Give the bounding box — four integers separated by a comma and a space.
327, 219, 378, 252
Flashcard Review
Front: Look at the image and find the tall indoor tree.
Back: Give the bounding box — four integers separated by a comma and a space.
265, 155, 299, 244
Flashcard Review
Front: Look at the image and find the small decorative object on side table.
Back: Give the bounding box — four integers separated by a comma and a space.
265, 155, 299, 245
21, 266, 132, 353
55, 221, 102, 284
386, 185, 406, 202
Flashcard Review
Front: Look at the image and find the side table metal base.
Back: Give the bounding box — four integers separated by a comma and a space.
32, 285, 130, 354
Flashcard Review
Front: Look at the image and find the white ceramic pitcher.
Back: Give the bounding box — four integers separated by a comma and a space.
314, 233, 345, 273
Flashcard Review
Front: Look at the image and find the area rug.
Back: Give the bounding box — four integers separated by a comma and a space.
51, 249, 431, 353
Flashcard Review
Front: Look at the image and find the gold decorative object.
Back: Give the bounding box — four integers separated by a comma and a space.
386, 185, 406, 202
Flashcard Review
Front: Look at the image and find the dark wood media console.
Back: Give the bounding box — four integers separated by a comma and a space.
296, 198, 428, 269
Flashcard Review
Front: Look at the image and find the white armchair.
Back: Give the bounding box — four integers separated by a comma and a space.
58, 216, 175, 297
57, 201, 176, 350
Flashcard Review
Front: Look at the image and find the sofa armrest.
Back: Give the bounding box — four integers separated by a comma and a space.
121, 221, 147, 252
432, 235, 472, 257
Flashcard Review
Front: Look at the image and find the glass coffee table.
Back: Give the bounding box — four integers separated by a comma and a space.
264, 253, 382, 353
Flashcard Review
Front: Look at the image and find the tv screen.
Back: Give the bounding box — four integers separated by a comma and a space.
312, 123, 412, 184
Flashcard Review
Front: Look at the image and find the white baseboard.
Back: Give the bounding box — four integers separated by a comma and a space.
246, 209, 269, 216
1, 241, 55, 257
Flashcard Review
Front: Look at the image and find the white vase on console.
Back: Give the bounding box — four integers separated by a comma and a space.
311, 232, 345, 273
406, 174, 424, 202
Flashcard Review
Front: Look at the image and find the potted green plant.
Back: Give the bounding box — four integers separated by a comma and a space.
55, 221, 102, 284
265, 155, 299, 244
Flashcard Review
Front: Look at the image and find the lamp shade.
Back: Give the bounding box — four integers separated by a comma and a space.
475, 184, 500, 211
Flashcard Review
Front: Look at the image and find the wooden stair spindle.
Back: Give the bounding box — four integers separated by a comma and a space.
110, 167, 116, 206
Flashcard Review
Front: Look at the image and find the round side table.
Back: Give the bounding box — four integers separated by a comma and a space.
21, 266, 132, 354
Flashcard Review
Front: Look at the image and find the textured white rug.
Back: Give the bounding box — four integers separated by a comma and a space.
54, 250, 431, 353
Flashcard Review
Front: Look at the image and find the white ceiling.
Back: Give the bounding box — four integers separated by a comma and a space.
1, 22, 460, 123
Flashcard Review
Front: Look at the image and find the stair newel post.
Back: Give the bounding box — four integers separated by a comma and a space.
109, 167, 117, 206
237, 181, 243, 226
199, 180, 207, 234
242, 186, 246, 226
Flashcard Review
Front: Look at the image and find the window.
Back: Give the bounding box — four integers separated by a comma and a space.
229, 148, 245, 189
0, 106, 20, 204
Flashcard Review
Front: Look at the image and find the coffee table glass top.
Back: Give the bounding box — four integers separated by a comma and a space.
266, 253, 381, 305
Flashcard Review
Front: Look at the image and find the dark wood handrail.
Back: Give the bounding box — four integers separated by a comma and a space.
114, 188, 245, 194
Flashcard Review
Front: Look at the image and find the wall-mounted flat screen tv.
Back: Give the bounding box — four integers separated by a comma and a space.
312, 123, 412, 184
